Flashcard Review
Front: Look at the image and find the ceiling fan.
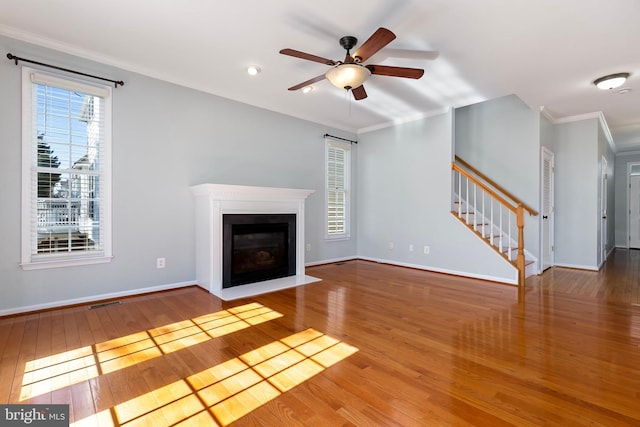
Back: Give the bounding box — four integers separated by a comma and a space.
280, 27, 425, 100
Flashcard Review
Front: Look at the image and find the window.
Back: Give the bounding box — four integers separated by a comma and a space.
325, 138, 350, 239
21, 68, 112, 269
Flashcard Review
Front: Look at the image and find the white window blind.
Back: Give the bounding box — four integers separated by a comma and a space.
326, 138, 350, 238
21, 68, 112, 269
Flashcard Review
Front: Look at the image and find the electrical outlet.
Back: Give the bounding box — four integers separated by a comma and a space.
409, 244, 414, 252
156, 257, 166, 269
389, 242, 394, 250
423, 246, 430, 255
306, 243, 311, 252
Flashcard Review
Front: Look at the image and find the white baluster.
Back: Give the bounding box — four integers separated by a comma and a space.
498, 204, 503, 253
465, 177, 470, 224
481, 189, 486, 238
473, 183, 477, 230
507, 211, 512, 260
490, 198, 494, 242
457, 171, 462, 217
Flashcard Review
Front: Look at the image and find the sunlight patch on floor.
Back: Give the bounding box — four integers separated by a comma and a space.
20, 303, 282, 400
72, 328, 358, 426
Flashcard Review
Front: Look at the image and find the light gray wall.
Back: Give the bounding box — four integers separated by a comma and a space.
540, 114, 556, 152
454, 95, 541, 262
614, 152, 640, 247
356, 112, 516, 283
0, 35, 357, 313
554, 119, 599, 268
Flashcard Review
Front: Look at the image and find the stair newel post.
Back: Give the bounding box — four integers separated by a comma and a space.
516, 203, 525, 287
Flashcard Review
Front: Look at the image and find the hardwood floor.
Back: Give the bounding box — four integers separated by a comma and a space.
2, 250, 640, 426
527, 249, 640, 304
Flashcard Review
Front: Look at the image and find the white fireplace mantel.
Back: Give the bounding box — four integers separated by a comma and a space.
190, 183, 320, 300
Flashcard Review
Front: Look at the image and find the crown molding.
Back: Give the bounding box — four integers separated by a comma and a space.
539, 107, 616, 153
598, 114, 616, 153
539, 106, 556, 123
552, 111, 602, 124
0, 24, 135, 74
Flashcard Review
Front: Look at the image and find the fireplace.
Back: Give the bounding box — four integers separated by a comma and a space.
223, 214, 296, 288
191, 183, 320, 300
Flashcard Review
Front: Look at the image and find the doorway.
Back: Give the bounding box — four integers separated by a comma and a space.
541, 147, 555, 271
600, 157, 608, 262
629, 163, 640, 248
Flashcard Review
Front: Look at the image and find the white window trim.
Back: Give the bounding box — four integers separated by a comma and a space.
20, 67, 113, 270
325, 138, 351, 241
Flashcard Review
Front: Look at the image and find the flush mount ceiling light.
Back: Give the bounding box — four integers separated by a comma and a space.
247, 65, 261, 76
325, 63, 371, 90
593, 72, 630, 90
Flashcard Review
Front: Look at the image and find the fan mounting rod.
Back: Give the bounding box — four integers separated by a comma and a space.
339, 36, 358, 58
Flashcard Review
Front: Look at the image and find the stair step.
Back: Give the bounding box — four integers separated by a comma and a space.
472, 223, 492, 230
500, 247, 534, 266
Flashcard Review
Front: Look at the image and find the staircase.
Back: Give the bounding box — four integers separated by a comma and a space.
452, 156, 538, 286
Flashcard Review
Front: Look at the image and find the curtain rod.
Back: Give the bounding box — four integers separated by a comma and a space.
324, 133, 357, 144
7, 53, 124, 88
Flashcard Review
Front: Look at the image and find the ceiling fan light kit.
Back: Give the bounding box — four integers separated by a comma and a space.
593, 72, 630, 90
326, 63, 371, 90
280, 27, 425, 100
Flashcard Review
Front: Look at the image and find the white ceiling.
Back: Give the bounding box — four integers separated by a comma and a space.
2, 0, 639, 149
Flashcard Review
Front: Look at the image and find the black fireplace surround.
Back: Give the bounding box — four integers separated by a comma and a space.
222, 214, 296, 288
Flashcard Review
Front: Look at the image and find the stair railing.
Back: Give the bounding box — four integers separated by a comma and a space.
452, 156, 538, 287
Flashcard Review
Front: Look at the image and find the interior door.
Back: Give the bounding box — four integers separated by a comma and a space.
630, 174, 640, 248
541, 148, 554, 270
600, 157, 608, 262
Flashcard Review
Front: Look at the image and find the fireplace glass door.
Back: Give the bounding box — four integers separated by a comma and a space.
222, 214, 296, 287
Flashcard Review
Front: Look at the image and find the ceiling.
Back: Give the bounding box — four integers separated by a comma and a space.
2, 0, 639, 150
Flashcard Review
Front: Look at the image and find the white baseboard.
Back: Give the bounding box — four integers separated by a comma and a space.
3, 253, 522, 315
0, 280, 196, 317
307, 255, 518, 285
597, 246, 616, 269
356, 256, 518, 286
305, 256, 357, 267
553, 263, 599, 271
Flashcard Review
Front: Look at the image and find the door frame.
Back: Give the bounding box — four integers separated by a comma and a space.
627, 162, 640, 248
540, 147, 555, 271
600, 156, 608, 262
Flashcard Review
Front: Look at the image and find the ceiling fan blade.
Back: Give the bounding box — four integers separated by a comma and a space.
366, 65, 424, 79
279, 48, 336, 65
353, 27, 396, 63
352, 85, 367, 100
288, 74, 327, 91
